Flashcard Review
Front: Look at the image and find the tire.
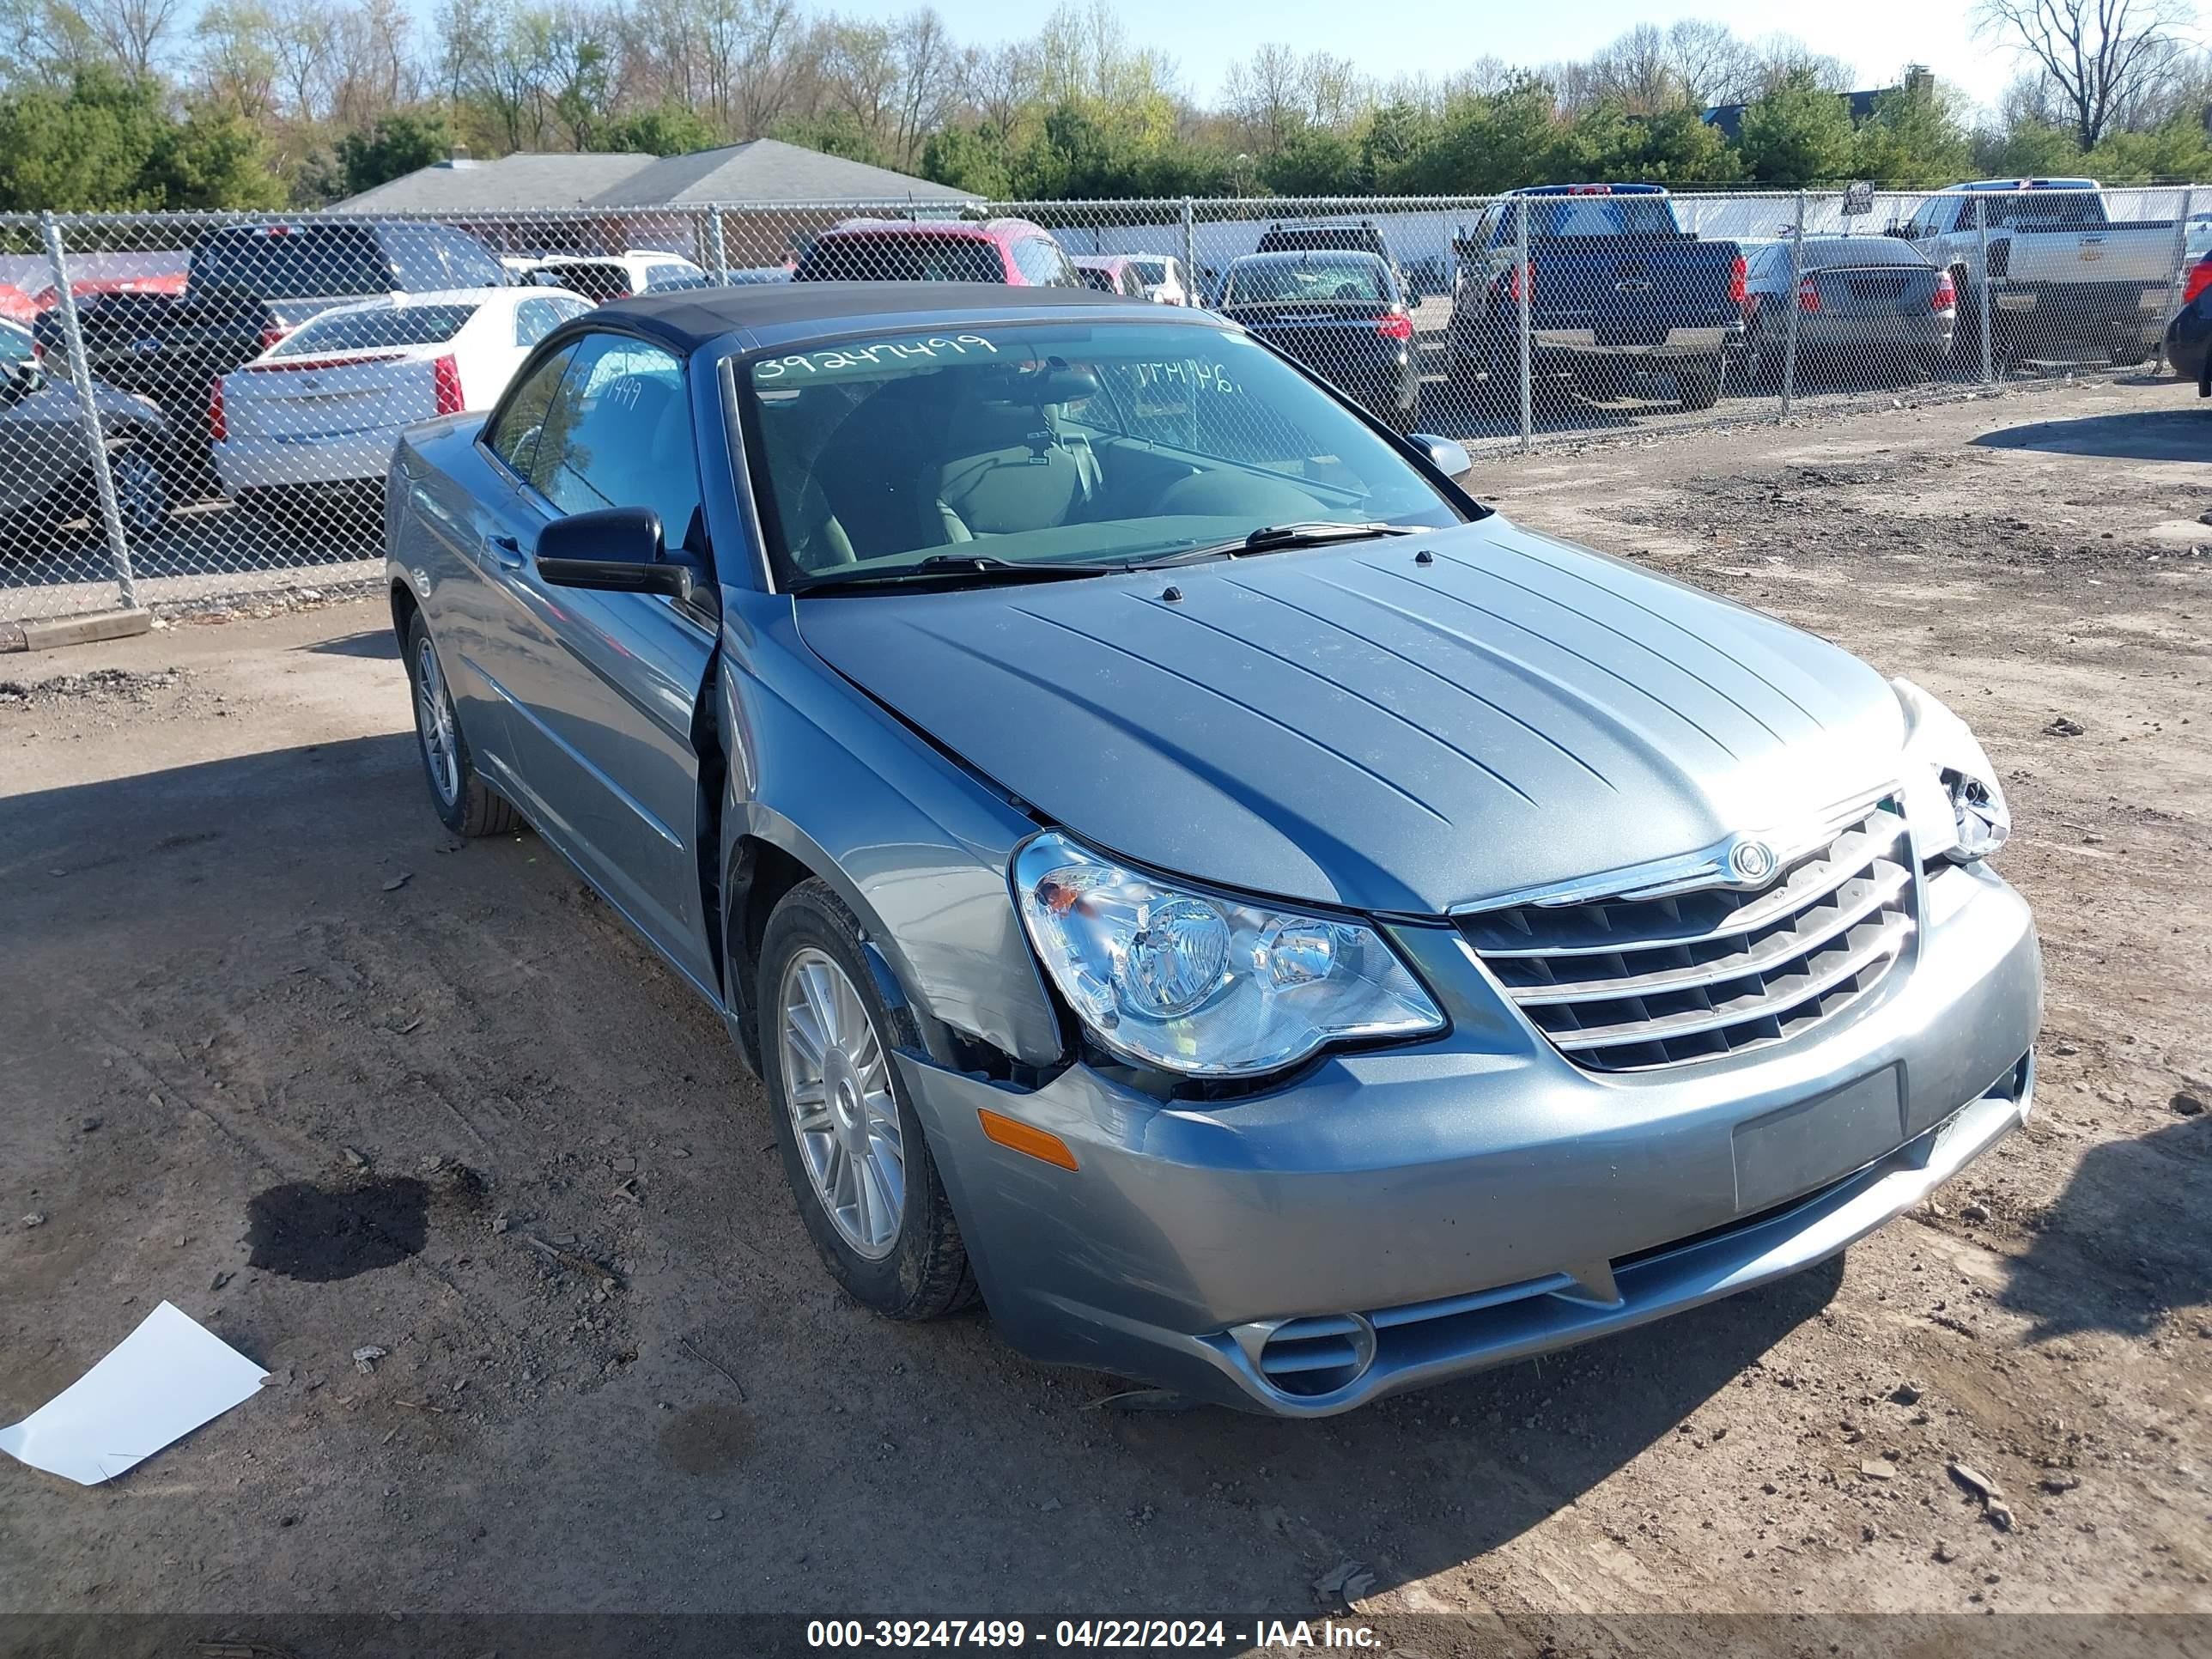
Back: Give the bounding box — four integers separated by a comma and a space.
1677, 358, 1723, 411
403, 610, 517, 838
2109, 339, 2151, 369
1950, 276, 1992, 376
107, 444, 167, 538
758, 878, 978, 1321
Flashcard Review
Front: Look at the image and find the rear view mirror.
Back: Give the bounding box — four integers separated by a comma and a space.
1407, 431, 1473, 480
536, 507, 696, 602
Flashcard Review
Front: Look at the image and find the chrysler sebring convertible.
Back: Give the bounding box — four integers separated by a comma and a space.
385, 283, 2039, 1415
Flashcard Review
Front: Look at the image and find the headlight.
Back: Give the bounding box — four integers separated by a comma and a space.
1012, 832, 1445, 1077
1892, 678, 2011, 864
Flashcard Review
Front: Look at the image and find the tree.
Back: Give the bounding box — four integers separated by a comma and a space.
1852, 83, 1972, 184
1735, 70, 1857, 184
919, 118, 1010, 195
0, 66, 166, 210
2087, 111, 2212, 179
1976, 0, 2196, 150
598, 100, 715, 155
142, 101, 285, 206
336, 108, 451, 193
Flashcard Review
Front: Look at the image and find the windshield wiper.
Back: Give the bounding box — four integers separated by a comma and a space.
793, 552, 1136, 592
1134, 520, 1413, 568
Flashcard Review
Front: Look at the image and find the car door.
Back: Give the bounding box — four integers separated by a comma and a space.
471, 328, 722, 994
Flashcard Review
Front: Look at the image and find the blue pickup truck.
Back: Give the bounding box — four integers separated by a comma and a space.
1447, 184, 1747, 411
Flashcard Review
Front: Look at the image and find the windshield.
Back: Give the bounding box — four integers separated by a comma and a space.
793, 234, 1005, 283
1525, 197, 1680, 238
1129, 258, 1169, 283
1224, 255, 1389, 304
192, 227, 392, 300
273, 303, 477, 355
742, 320, 1467, 592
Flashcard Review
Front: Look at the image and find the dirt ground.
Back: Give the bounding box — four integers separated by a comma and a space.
2, 375, 2208, 1653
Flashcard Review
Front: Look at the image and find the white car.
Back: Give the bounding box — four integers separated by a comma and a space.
527, 251, 707, 304
212, 287, 589, 509
1124, 254, 1193, 306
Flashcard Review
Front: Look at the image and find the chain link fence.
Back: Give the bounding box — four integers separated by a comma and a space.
3, 186, 2203, 624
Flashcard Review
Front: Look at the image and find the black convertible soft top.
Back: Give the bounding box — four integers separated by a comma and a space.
597, 280, 1165, 353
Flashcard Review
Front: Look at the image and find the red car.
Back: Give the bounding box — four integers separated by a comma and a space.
792, 218, 1084, 288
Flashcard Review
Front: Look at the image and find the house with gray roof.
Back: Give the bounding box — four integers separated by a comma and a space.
335, 138, 976, 266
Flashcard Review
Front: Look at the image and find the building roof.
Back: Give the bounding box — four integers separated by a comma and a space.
594, 138, 973, 207
335, 137, 974, 216
337, 151, 660, 213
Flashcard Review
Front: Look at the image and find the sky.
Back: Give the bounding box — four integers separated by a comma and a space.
902, 0, 2208, 118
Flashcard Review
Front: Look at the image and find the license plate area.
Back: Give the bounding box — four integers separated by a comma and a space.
1731, 1064, 1906, 1214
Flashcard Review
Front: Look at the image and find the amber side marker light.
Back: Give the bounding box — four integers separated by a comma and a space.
978, 1109, 1079, 1171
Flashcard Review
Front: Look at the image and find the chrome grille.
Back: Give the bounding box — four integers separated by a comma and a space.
1461, 799, 1917, 1073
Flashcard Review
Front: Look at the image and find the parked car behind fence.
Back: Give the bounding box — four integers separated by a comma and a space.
212, 286, 589, 531
4, 184, 2207, 629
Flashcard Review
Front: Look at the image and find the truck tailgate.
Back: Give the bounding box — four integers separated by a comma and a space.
1532, 237, 1740, 343
2003, 225, 2175, 286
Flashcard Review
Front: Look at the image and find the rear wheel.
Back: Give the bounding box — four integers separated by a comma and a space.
1676, 358, 1723, 410
759, 878, 977, 1321
404, 611, 517, 838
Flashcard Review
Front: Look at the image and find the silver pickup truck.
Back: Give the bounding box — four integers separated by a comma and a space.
1896, 179, 2179, 368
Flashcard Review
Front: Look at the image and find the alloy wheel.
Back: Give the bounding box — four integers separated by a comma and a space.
779, 946, 904, 1260
414, 636, 460, 807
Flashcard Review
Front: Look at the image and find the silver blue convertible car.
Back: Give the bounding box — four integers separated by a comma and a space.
386, 283, 2039, 1415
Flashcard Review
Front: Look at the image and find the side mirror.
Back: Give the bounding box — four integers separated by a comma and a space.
1407, 431, 1473, 480
0, 358, 38, 400
536, 507, 697, 602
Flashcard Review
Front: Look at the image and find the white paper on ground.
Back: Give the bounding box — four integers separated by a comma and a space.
0, 1300, 269, 1486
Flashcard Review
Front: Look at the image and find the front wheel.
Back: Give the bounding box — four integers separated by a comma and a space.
107, 444, 168, 538
404, 610, 517, 838
760, 879, 977, 1320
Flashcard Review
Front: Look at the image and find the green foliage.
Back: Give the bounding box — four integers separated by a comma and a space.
1399, 76, 1565, 193
143, 105, 285, 210
1258, 125, 1361, 196
596, 102, 718, 158
774, 109, 888, 168
336, 111, 454, 198
1563, 103, 1741, 183
1735, 71, 1856, 185
2087, 115, 2212, 182
920, 121, 1012, 197
1851, 88, 1971, 185
0, 67, 167, 212
1975, 121, 2086, 179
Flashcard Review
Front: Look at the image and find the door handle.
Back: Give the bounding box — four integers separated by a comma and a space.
488, 532, 526, 570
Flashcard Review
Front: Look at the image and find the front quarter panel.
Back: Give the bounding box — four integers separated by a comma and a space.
718, 587, 1064, 1068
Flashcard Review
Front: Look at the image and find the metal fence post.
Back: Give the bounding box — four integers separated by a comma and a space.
2156, 185, 2194, 374
40, 212, 137, 612
1975, 198, 1995, 386
702, 206, 730, 285
1516, 196, 1532, 453
1781, 189, 1806, 422
1181, 198, 1197, 305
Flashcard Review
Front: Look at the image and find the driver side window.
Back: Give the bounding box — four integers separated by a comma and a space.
487, 343, 578, 481
529, 333, 706, 560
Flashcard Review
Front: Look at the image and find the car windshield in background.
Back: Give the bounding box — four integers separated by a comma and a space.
1129, 258, 1169, 282
1527, 198, 1680, 237
742, 320, 1464, 592
794, 235, 1004, 283
272, 304, 477, 355
193, 228, 392, 299
1224, 255, 1389, 304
